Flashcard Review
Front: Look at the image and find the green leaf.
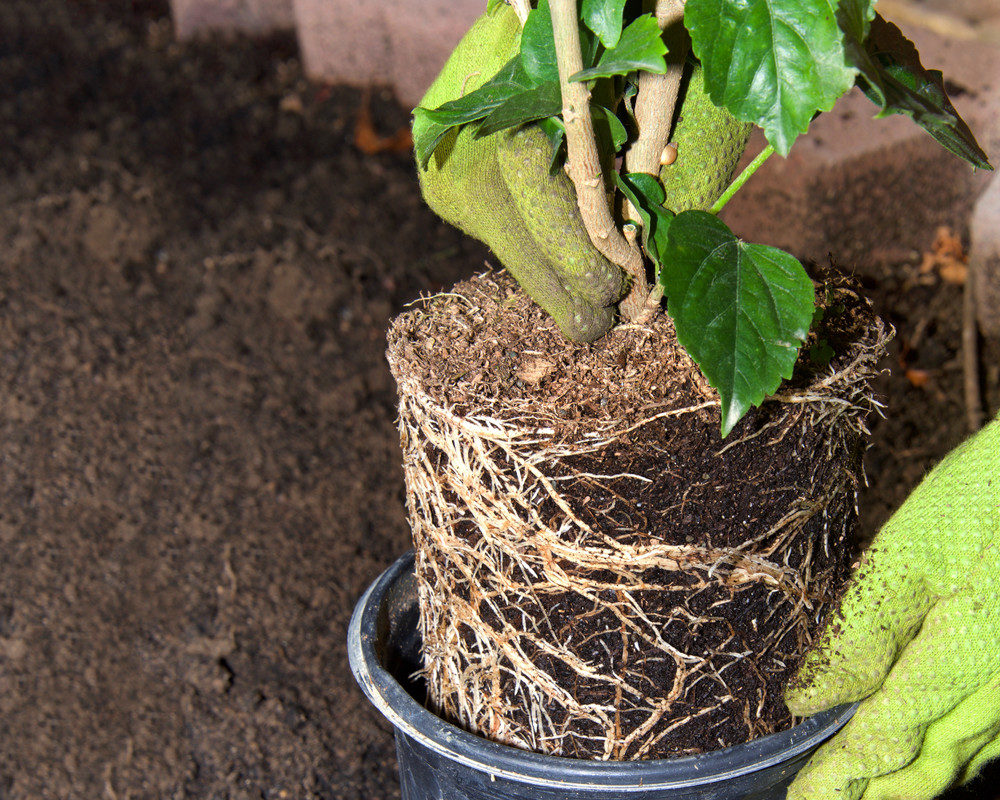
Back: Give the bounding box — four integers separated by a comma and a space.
582, 0, 628, 48
620, 75, 640, 129
619, 171, 665, 207
521, 0, 560, 83
852, 16, 992, 170
412, 113, 453, 170
590, 105, 629, 153
659, 211, 814, 436
838, 0, 877, 44
414, 57, 534, 167
579, 20, 602, 70
615, 172, 674, 265
684, 0, 859, 155
809, 339, 835, 367
570, 15, 668, 82
486, 0, 506, 14
421, 57, 532, 127
475, 82, 563, 138
537, 115, 567, 174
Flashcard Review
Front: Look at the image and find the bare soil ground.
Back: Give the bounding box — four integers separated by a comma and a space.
0, 2, 997, 797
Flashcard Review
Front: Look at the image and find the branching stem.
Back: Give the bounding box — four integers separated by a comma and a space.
625, 0, 687, 178
509, 0, 530, 26
709, 143, 776, 215
549, 0, 647, 321
627, 0, 687, 323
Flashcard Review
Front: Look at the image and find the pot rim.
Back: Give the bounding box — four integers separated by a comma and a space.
348, 551, 856, 792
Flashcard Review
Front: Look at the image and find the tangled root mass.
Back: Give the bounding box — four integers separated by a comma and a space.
387, 271, 887, 759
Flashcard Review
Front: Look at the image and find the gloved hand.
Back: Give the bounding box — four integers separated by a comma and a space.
413, 4, 751, 342
786, 416, 1000, 800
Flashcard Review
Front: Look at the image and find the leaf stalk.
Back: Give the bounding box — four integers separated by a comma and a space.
709, 143, 775, 215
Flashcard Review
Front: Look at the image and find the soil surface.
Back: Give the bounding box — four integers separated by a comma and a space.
1, 1, 998, 797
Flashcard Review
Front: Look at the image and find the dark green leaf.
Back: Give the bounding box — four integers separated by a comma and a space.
521, 0, 560, 83
616, 172, 673, 265
537, 115, 567, 174
582, 0, 628, 48
414, 57, 534, 167
412, 112, 454, 170
851, 16, 992, 170
618, 171, 665, 207
809, 339, 835, 367
421, 58, 532, 127
685, 0, 860, 155
620, 75, 640, 130
659, 211, 814, 436
591, 105, 629, 152
475, 82, 563, 138
580, 20, 602, 69
615, 172, 661, 249
571, 15, 667, 82
838, 0, 876, 44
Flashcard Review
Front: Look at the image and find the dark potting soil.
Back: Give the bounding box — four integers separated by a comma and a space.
391, 271, 877, 757
2, 0, 999, 796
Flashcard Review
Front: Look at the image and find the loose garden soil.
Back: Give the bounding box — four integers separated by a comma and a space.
1, 1, 998, 797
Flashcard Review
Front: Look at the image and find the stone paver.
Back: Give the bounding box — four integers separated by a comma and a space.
971, 175, 1000, 336
881, 0, 1000, 42
171, 0, 294, 39
168, 0, 482, 108
293, 0, 480, 109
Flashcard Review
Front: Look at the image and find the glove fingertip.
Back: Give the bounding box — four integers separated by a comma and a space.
785, 738, 870, 800
784, 684, 844, 717
784, 649, 886, 716
785, 680, 847, 717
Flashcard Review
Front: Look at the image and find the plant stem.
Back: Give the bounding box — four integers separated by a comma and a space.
626, 0, 687, 324
709, 143, 775, 215
509, 0, 530, 26
624, 0, 687, 178
549, 0, 647, 320
964, 258, 984, 433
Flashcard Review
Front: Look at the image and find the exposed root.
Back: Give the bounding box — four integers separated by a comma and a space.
387, 274, 889, 759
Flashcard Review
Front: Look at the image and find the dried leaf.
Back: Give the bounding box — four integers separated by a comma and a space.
906, 368, 931, 388
517, 357, 556, 385
939, 261, 968, 285
355, 92, 414, 155
918, 226, 968, 285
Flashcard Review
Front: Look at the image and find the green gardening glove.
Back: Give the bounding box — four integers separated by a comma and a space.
413, 4, 751, 342
786, 415, 1000, 800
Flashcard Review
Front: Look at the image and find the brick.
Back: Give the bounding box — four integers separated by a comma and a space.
170, 0, 295, 39
292, 0, 481, 108
970, 174, 1000, 336
923, 0, 1000, 23
982, 16, 1000, 46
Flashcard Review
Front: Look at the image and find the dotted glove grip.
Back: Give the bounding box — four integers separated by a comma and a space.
786, 416, 1000, 800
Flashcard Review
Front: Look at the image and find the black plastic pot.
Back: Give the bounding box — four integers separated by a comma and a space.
348, 552, 856, 800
